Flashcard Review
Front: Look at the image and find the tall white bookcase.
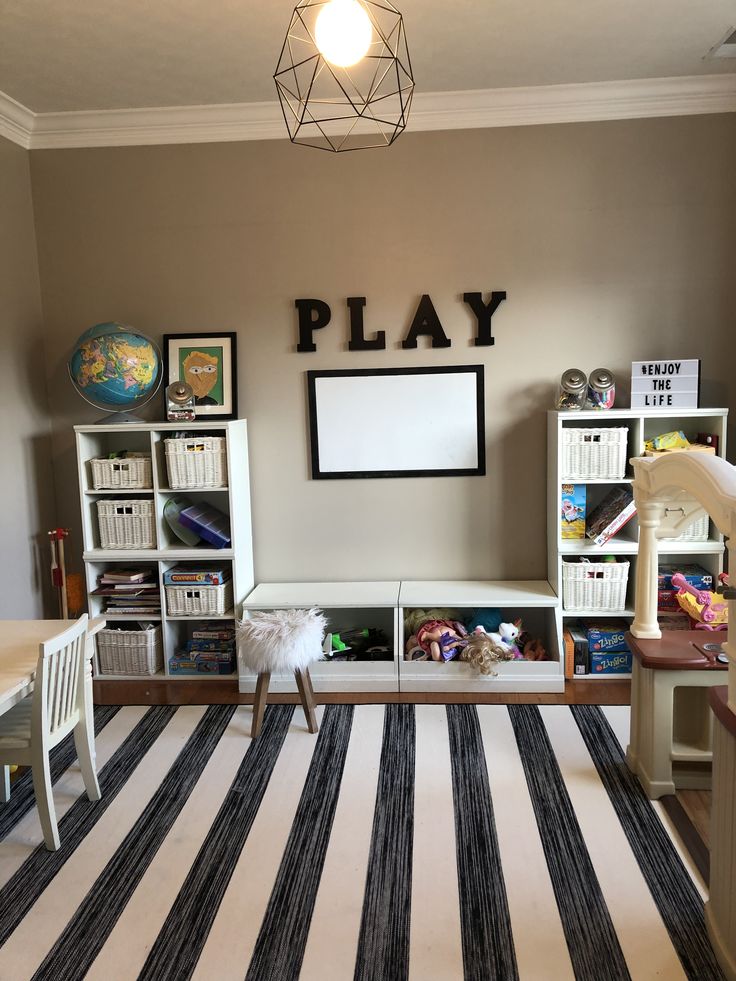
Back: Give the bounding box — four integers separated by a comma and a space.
75, 419, 254, 681
547, 407, 728, 678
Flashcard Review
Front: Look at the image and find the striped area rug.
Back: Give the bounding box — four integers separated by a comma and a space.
0, 702, 724, 981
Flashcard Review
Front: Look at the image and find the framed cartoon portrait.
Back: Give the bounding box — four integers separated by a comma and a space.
163, 333, 238, 419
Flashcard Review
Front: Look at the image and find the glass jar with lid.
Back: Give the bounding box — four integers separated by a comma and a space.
556, 369, 587, 410
586, 368, 615, 409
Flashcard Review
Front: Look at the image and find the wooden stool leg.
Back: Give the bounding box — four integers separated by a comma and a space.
252, 672, 271, 739
1, 765, 10, 803
295, 668, 318, 734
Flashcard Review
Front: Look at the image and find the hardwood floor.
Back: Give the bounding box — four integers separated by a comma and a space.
93, 677, 632, 706
677, 789, 712, 849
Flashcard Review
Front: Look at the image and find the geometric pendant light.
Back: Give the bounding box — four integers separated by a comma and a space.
274, 0, 415, 152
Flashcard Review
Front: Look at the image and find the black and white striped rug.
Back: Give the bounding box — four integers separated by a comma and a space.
0, 702, 724, 981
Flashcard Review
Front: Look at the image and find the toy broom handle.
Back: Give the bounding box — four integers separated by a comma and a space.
57, 536, 69, 619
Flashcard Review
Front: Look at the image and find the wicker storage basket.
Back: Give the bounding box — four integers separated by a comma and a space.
561, 428, 629, 480
90, 455, 152, 490
97, 499, 156, 549
165, 580, 233, 616
562, 559, 630, 612
661, 511, 709, 543
165, 436, 227, 489
96, 624, 162, 676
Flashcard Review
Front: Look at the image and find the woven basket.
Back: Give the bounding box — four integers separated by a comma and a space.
165, 580, 233, 616
90, 455, 152, 490
97, 499, 156, 549
562, 559, 630, 612
660, 511, 709, 543
96, 625, 162, 676
561, 428, 629, 480
165, 436, 227, 489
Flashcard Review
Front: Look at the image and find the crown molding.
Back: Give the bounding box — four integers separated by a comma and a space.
1, 74, 735, 150
0, 90, 34, 148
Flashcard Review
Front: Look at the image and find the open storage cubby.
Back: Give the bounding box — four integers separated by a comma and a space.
239, 582, 401, 693
164, 617, 237, 679
76, 420, 253, 683
548, 407, 728, 681
398, 581, 562, 693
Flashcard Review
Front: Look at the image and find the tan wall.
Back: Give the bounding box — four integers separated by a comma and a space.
0, 136, 56, 617
29, 114, 736, 584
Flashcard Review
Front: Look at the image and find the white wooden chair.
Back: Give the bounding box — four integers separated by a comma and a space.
0, 614, 101, 850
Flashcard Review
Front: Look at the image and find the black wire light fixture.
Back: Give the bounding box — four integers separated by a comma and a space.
274, 0, 414, 152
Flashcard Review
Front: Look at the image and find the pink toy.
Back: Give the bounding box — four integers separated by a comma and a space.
670, 572, 728, 631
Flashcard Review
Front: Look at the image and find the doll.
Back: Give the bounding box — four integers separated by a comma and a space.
518, 631, 547, 661
416, 619, 468, 661
461, 632, 515, 676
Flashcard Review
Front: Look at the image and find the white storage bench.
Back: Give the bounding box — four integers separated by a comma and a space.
239, 582, 401, 694
398, 580, 562, 694
239, 580, 564, 695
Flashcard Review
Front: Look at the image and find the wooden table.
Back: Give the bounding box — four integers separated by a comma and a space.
0, 618, 105, 715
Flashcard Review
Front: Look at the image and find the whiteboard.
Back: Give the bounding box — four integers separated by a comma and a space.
307, 367, 485, 479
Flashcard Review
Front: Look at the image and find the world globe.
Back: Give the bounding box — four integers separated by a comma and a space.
68, 322, 162, 418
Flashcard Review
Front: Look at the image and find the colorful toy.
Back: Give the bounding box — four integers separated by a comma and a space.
488, 621, 522, 658
415, 620, 468, 662
671, 572, 728, 631
518, 631, 547, 661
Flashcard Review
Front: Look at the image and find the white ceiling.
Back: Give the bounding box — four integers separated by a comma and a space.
1, 0, 734, 114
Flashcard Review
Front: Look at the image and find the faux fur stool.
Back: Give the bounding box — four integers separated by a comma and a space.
237, 608, 326, 738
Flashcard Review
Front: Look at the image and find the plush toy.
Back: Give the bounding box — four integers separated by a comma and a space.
461, 633, 515, 676
466, 608, 503, 635
488, 621, 522, 658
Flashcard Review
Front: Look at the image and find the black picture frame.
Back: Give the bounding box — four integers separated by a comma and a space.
307, 365, 485, 479
163, 332, 238, 420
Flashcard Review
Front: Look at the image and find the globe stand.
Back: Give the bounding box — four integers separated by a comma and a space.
68, 322, 162, 423
95, 411, 150, 425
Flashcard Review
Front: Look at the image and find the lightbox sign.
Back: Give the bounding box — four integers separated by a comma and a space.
630, 360, 700, 409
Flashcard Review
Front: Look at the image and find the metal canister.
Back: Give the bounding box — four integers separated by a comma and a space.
586, 368, 615, 409
556, 369, 587, 410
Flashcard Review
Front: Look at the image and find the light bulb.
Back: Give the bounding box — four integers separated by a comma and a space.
315, 0, 372, 68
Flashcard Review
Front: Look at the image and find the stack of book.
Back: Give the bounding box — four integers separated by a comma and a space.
169, 623, 236, 675
92, 568, 160, 615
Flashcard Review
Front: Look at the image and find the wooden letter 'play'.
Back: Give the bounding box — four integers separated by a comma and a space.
295, 291, 507, 352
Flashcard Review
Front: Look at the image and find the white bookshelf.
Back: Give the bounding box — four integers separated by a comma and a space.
547, 407, 728, 679
75, 420, 254, 681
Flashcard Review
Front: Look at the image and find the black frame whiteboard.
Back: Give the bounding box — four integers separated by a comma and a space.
307, 366, 486, 479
